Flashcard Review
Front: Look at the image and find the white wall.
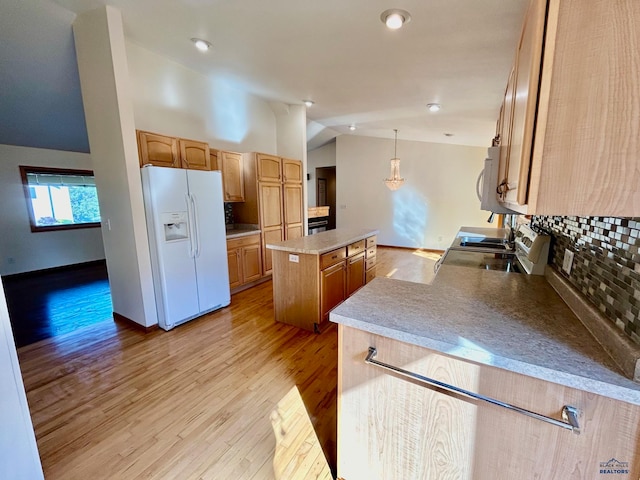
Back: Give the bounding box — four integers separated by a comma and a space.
74, 6, 158, 327
307, 141, 336, 207
0, 277, 44, 479
126, 41, 277, 154
0, 144, 105, 275
337, 135, 490, 250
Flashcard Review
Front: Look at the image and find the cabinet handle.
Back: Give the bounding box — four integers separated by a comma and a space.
365, 347, 581, 434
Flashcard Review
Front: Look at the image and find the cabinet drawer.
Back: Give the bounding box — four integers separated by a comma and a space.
365, 256, 376, 271
365, 246, 376, 259
321, 247, 347, 269
227, 233, 260, 250
365, 267, 376, 284
365, 235, 377, 249
347, 240, 365, 257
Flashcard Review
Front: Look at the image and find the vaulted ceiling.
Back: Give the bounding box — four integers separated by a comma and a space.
0, 0, 529, 152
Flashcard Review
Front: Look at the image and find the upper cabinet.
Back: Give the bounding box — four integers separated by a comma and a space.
282, 159, 303, 184
137, 130, 211, 171
137, 131, 179, 168
178, 139, 210, 170
256, 153, 282, 183
498, 0, 640, 216
218, 150, 245, 202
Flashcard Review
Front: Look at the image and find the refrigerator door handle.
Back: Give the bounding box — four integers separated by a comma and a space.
185, 193, 195, 258
190, 193, 201, 258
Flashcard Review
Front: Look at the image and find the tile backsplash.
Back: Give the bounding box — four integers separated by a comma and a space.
532, 216, 640, 346
224, 203, 234, 225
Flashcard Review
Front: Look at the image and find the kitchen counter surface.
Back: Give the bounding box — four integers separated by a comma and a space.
226, 226, 261, 239
331, 264, 640, 405
266, 228, 378, 254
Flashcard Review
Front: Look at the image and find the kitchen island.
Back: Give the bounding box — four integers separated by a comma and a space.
331, 263, 640, 479
267, 228, 378, 332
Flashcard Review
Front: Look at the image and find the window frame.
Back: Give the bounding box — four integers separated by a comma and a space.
19, 165, 101, 233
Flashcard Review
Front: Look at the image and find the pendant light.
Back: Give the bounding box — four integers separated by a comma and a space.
384, 129, 405, 191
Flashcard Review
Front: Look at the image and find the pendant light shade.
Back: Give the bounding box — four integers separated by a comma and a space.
384, 129, 405, 191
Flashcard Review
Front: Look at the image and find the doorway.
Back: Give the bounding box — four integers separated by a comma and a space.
316, 166, 336, 230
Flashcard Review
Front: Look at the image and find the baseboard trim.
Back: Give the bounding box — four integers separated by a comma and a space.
113, 312, 159, 333
230, 275, 272, 295
2, 259, 107, 281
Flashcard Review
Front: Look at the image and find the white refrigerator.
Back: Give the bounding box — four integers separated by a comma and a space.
141, 166, 230, 331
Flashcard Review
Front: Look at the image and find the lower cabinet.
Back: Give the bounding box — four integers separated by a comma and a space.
345, 252, 365, 297
338, 325, 640, 480
321, 261, 346, 324
226, 234, 262, 291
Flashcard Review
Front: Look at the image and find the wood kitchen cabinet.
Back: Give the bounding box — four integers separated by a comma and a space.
497, 0, 640, 216
226, 234, 262, 291
137, 130, 179, 168
270, 233, 376, 332
338, 325, 640, 480
137, 130, 211, 171
218, 150, 245, 202
234, 153, 304, 276
178, 138, 210, 170
364, 235, 377, 284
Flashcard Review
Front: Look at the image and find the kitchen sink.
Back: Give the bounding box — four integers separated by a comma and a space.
457, 236, 510, 250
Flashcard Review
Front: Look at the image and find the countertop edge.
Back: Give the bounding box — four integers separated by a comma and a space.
267, 230, 379, 254
330, 309, 640, 406
226, 229, 261, 240
546, 267, 640, 382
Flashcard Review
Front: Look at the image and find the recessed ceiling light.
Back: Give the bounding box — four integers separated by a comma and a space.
427, 103, 441, 112
303, 100, 315, 107
380, 9, 412, 30
191, 38, 212, 52
349, 125, 356, 131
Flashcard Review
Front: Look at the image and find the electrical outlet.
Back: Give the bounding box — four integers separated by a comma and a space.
562, 249, 574, 275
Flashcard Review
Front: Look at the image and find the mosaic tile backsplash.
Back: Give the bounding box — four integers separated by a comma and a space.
531, 216, 640, 346
224, 203, 234, 225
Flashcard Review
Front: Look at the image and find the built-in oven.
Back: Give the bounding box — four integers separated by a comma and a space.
308, 218, 328, 235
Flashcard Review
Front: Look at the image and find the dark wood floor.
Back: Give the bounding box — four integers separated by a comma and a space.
2, 261, 112, 347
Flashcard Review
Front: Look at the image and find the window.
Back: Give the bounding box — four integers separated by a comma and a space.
20, 166, 101, 232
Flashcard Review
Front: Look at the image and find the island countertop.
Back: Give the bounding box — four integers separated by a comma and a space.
331, 264, 640, 405
266, 228, 378, 254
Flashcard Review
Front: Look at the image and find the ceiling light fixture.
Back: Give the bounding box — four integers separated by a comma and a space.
380, 9, 412, 30
191, 38, 212, 52
427, 103, 441, 112
349, 124, 356, 131
303, 99, 315, 107
384, 129, 405, 191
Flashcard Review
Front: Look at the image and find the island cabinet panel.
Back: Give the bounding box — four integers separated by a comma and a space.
270, 231, 377, 332
321, 262, 346, 327
337, 325, 640, 480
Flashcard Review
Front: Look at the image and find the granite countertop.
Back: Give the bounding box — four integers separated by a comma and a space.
266, 228, 378, 254
331, 265, 640, 405
226, 225, 261, 239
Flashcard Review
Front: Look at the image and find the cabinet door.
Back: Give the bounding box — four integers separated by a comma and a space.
285, 223, 304, 240
241, 243, 262, 283
321, 261, 346, 324
283, 183, 303, 226
259, 183, 283, 230
262, 227, 283, 275
137, 131, 179, 168
282, 159, 303, 184
227, 249, 242, 289
179, 139, 211, 170
256, 153, 282, 182
346, 252, 365, 297
339, 326, 640, 480
220, 151, 245, 202
210, 150, 219, 170
498, 69, 516, 197
504, 0, 547, 205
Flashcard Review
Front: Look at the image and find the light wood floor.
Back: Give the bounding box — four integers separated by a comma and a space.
17, 247, 440, 480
